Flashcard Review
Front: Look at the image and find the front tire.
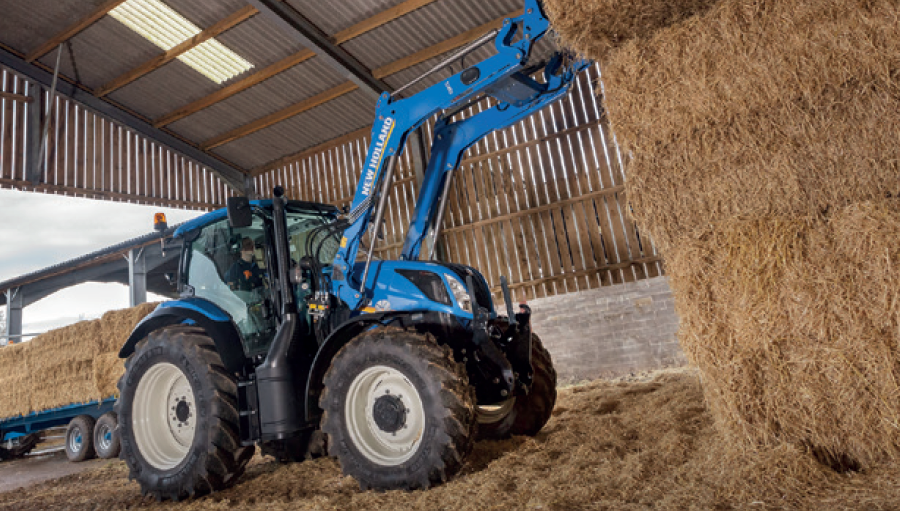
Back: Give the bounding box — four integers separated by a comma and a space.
115, 326, 254, 500
320, 328, 476, 490
476, 333, 557, 439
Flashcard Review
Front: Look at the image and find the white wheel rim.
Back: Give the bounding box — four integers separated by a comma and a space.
133, 363, 196, 470
476, 398, 516, 425
345, 365, 425, 466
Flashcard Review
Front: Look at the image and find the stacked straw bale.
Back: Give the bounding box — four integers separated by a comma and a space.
545, 0, 900, 467
0, 303, 157, 419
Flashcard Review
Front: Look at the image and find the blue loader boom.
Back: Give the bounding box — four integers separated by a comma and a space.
116, 0, 590, 500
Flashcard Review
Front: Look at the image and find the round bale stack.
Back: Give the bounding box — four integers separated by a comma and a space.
544, 0, 900, 469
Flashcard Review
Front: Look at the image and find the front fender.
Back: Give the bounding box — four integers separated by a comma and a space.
303, 311, 427, 422
119, 298, 248, 374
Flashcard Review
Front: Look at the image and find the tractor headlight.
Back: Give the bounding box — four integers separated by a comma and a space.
444, 273, 472, 313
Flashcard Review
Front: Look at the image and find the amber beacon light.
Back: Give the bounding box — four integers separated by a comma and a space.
153, 213, 168, 232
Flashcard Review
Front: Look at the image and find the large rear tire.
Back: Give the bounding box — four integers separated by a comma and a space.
476, 333, 557, 439
115, 326, 254, 500
320, 328, 476, 490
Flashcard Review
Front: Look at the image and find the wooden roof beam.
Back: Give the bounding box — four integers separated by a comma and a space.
26, 0, 129, 63
94, 5, 258, 98
372, 13, 514, 79
201, 82, 358, 150
205, 13, 514, 154
153, 0, 438, 128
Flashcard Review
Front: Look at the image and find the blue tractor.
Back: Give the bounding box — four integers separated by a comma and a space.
115, 0, 589, 499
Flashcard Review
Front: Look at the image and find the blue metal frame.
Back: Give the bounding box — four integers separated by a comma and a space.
0, 397, 116, 441
331, 0, 590, 309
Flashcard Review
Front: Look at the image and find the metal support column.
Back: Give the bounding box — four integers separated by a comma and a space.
25, 82, 43, 186
5, 289, 23, 346
127, 248, 148, 307
244, 174, 257, 201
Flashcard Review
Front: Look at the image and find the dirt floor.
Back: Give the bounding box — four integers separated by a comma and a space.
2, 369, 899, 511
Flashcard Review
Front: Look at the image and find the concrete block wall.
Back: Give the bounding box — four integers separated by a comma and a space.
529, 276, 686, 383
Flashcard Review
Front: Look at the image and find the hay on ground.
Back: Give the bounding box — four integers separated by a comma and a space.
5, 371, 900, 511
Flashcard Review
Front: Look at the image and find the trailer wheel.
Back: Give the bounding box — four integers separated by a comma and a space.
320, 328, 476, 490
476, 333, 557, 439
66, 415, 96, 462
93, 412, 120, 459
115, 326, 254, 501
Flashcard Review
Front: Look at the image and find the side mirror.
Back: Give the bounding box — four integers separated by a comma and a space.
227, 197, 252, 228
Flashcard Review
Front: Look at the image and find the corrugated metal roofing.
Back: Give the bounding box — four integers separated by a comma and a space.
0, 0, 98, 56
342, 0, 521, 70
0, 0, 555, 177
36, 15, 162, 91
283, 0, 408, 39
106, 15, 306, 121
166, 56, 348, 143
213, 88, 377, 169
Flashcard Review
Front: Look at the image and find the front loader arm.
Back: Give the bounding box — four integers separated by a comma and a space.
331, 0, 589, 309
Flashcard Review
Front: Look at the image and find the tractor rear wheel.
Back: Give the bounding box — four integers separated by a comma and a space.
320, 328, 476, 490
476, 333, 557, 439
115, 326, 254, 500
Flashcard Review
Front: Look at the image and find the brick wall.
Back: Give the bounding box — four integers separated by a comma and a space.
529, 276, 686, 383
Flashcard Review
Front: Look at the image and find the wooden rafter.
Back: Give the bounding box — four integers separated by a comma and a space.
252, 126, 371, 175
372, 13, 515, 79
25, 0, 129, 63
0, 92, 33, 103
153, 0, 439, 128
201, 82, 359, 150
202, 12, 516, 152
94, 5, 258, 98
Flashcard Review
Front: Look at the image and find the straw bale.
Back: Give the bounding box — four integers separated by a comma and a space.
27, 320, 103, 411
93, 352, 125, 399
0, 303, 159, 418
547, 0, 900, 249
667, 199, 900, 469
0, 342, 32, 418
96, 302, 157, 354
542, 0, 721, 62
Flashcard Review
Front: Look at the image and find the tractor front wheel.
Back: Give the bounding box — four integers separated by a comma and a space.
320, 328, 476, 490
115, 326, 254, 500
476, 333, 557, 439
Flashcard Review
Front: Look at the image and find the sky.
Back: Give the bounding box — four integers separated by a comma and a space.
0, 188, 203, 335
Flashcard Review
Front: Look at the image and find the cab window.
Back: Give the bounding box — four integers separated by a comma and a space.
184, 215, 276, 356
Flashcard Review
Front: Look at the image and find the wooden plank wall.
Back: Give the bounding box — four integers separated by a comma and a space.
255, 64, 663, 303
0, 68, 233, 211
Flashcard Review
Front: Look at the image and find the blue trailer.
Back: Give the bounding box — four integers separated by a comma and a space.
0, 397, 120, 462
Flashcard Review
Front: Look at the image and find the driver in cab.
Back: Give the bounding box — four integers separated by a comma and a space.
226, 237, 265, 291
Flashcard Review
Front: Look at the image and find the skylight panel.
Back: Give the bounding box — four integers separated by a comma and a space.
109, 0, 253, 84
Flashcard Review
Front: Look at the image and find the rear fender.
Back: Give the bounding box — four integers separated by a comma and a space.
118, 298, 248, 374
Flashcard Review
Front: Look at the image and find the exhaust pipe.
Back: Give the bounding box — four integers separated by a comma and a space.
256, 187, 302, 441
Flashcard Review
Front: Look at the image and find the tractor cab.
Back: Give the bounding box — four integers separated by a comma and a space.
174, 199, 339, 358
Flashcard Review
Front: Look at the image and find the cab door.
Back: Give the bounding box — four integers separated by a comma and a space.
183, 214, 277, 357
